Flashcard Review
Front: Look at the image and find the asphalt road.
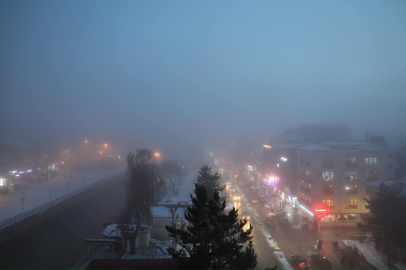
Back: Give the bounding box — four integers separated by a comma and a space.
222, 173, 281, 270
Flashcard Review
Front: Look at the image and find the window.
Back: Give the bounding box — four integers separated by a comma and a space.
366, 157, 377, 167
306, 156, 311, 166
346, 172, 358, 181
346, 157, 357, 167
322, 185, 334, 195
338, 214, 360, 222
346, 199, 358, 209
305, 169, 311, 179
321, 214, 336, 223
305, 196, 311, 205
322, 158, 334, 168
387, 164, 393, 168
366, 171, 377, 181
300, 192, 305, 199
322, 199, 334, 209
300, 155, 305, 165
322, 172, 334, 181
345, 185, 357, 195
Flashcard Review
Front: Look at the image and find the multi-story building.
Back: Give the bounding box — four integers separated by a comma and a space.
296, 141, 395, 227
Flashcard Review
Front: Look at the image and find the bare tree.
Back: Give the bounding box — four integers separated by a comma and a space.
118, 148, 160, 249
160, 159, 184, 197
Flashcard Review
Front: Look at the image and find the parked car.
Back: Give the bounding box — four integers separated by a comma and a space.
238, 182, 244, 186
264, 216, 277, 226
310, 253, 332, 269
269, 208, 286, 217
251, 198, 258, 204
0, 186, 9, 195
291, 255, 309, 269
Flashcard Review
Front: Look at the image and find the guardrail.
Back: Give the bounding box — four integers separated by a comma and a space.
0, 171, 124, 230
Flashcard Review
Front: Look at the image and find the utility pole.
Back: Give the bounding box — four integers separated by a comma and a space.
20, 192, 26, 210
49, 188, 53, 199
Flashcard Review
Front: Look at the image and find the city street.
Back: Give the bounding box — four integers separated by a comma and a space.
226, 167, 376, 270
221, 172, 282, 270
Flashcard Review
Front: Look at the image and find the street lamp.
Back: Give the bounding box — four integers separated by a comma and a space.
104, 144, 108, 147
84, 140, 88, 144
154, 152, 161, 158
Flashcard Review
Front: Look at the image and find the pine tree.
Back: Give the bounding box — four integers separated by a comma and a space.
357, 182, 406, 269
166, 183, 257, 269
196, 165, 225, 198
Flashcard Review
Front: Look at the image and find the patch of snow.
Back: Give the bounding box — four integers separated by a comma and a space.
342, 239, 388, 270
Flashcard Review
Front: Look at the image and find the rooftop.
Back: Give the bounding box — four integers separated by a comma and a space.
298, 141, 385, 152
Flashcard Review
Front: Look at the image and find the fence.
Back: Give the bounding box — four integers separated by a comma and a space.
0, 171, 123, 230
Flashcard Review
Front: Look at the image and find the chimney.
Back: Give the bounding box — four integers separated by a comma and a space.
366, 132, 370, 142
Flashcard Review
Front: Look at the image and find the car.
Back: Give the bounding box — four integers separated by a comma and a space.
264, 216, 277, 226
278, 218, 290, 227
310, 253, 332, 269
270, 208, 286, 217
251, 199, 258, 204
260, 197, 267, 203
0, 186, 9, 195
258, 191, 264, 197
291, 255, 309, 269
238, 182, 244, 186
232, 196, 241, 201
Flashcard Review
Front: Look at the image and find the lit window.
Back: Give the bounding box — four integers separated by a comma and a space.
366, 158, 377, 167
346, 172, 358, 181
346, 199, 358, 209
322, 172, 334, 181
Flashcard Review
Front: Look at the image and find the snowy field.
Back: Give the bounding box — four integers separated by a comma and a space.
0, 167, 125, 226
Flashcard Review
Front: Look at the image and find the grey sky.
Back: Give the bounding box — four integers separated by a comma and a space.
1, 0, 406, 156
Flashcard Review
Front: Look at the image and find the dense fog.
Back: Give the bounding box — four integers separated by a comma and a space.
1, 0, 405, 159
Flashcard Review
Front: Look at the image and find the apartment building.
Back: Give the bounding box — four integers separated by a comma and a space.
296, 142, 395, 227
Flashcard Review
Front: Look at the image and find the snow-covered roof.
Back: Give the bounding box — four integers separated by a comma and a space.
272, 143, 307, 149
103, 224, 150, 237
151, 206, 186, 218
298, 141, 385, 152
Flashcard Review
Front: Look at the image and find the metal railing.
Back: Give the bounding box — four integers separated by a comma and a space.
0, 171, 123, 230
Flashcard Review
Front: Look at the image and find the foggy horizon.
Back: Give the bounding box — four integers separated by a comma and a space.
1, 0, 406, 158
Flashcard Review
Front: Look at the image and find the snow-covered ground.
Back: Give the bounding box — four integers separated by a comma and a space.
342, 238, 388, 270
0, 167, 125, 226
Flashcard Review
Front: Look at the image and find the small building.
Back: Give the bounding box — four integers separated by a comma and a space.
151, 206, 188, 240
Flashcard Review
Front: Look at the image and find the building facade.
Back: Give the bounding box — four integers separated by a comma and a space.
296, 142, 395, 227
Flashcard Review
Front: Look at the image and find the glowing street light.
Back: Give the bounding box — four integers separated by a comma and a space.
104, 144, 108, 147
263, 144, 272, 149
84, 140, 88, 143
154, 152, 161, 158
